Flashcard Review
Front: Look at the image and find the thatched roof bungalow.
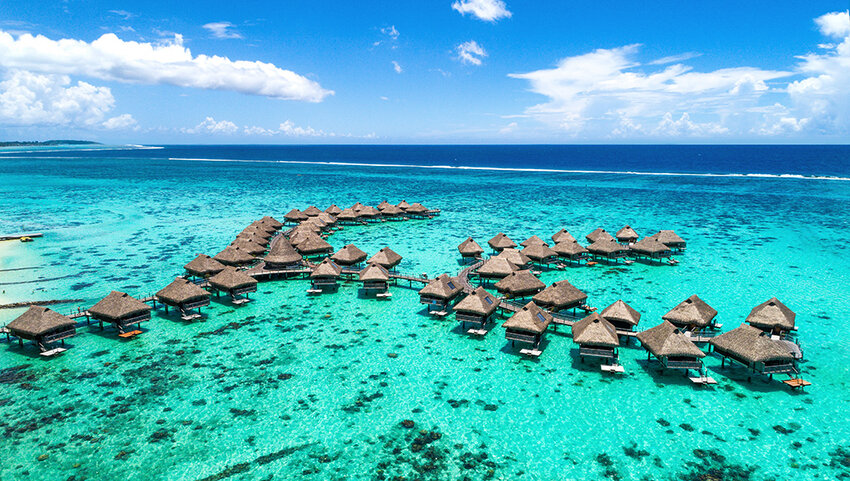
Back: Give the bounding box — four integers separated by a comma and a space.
359, 263, 391, 292
230, 238, 267, 256
521, 243, 557, 264
89, 291, 152, 332
7, 306, 76, 351
488, 232, 517, 252
419, 274, 463, 309
496, 248, 531, 268
264, 238, 303, 269
662, 295, 718, 330
284, 208, 309, 223
648, 230, 686, 251
310, 258, 342, 290
295, 234, 333, 257
552, 229, 577, 244
475, 256, 519, 280
587, 239, 629, 261
317, 212, 337, 226
710, 324, 795, 375
325, 204, 343, 216
532, 280, 587, 312
368, 247, 403, 270
553, 240, 590, 262
303, 206, 322, 217
260, 216, 283, 229
636, 321, 705, 370
214, 246, 255, 267
745, 297, 796, 335
380, 204, 405, 220
599, 300, 641, 331
630, 238, 672, 261
332, 244, 368, 266
503, 302, 552, 349
454, 286, 499, 328
184, 254, 225, 278
615, 226, 639, 244
156, 278, 210, 316
586, 228, 615, 244
406, 203, 429, 218
458, 237, 484, 260
572, 313, 620, 361
336, 207, 360, 224
520, 235, 548, 247
494, 271, 545, 299
397, 200, 412, 211
208, 267, 258, 302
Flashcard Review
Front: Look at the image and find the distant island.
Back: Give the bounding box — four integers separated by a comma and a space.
0, 140, 101, 147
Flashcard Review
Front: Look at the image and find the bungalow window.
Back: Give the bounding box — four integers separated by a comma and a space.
447, 282, 456, 290
536, 313, 547, 323
484, 297, 493, 305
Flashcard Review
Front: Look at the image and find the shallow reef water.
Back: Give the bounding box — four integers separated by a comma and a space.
0, 148, 849, 480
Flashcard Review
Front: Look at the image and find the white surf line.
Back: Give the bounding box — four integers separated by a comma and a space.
169, 157, 850, 182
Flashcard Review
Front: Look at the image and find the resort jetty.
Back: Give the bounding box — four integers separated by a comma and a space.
502, 301, 553, 357
454, 286, 500, 335
184, 254, 226, 279
88, 291, 152, 336
156, 278, 211, 321
458, 237, 484, 262
571, 313, 622, 371
418, 274, 463, 316
6, 306, 76, 356
207, 267, 258, 305
488, 233, 517, 252
709, 324, 798, 384
637, 321, 711, 383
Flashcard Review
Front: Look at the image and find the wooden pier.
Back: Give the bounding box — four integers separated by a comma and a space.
0, 232, 44, 241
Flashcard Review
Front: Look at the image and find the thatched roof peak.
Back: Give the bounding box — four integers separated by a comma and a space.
710, 324, 794, 364
377, 200, 393, 210
184, 254, 225, 277
521, 243, 557, 262
296, 234, 333, 255
406, 203, 428, 214
7, 306, 75, 338
630, 237, 671, 255
616, 225, 639, 242
454, 287, 499, 316
662, 295, 717, 328
586, 228, 615, 244
419, 274, 462, 300
600, 300, 641, 327
264, 238, 303, 266
310, 258, 342, 278
260, 216, 283, 229
636, 321, 706, 358
520, 235, 548, 247
458, 237, 484, 256
230, 238, 267, 256
325, 204, 343, 215
572, 313, 619, 347
89, 291, 151, 320
284, 208, 308, 222
587, 239, 628, 255
214, 246, 255, 266
488, 232, 517, 250
552, 229, 577, 244
648, 230, 686, 247
303, 206, 322, 217
336, 207, 360, 220
380, 204, 404, 215
553, 240, 589, 257
397, 200, 411, 210
494, 270, 545, 297
368, 247, 403, 269
476, 256, 519, 278
745, 297, 796, 331
332, 244, 368, 265
209, 267, 258, 291
532, 280, 587, 310
359, 263, 390, 282
496, 248, 531, 266
502, 302, 552, 334
156, 278, 210, 305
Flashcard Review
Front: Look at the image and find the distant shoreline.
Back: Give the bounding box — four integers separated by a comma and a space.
0, 140, 101, 147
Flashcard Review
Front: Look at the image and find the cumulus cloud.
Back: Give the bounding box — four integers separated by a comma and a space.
0, 70, 117, 126
0, 30, 332, 102
278, 120, 325, 137
456, 40, 487, 66
392, 61, 403, 73
814, 10, 850, 38
102, 113, 137, 130
451, 0, 512, 22
183, 117, 239, 134
203, 22, 242, 39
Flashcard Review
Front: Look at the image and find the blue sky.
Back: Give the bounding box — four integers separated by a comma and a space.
1, 1, 849, 143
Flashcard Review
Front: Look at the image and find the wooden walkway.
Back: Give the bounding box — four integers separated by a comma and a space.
0, 232, 44, 241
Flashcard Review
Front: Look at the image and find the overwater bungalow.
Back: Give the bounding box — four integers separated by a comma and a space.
359, 263, 391, 295
309, 258, 342, 292
351, 202, 367, 213
475, 257, 519, 281
230, 238, 267, 256
295, 221, 322, 234
710, 324, 796, 378
336, 208, 361, 225
368, 247, 403, 270
264, 238, 303, 269
303, 206, 323, 217
553, 240, 590, 263
636, 321, 706, 371
521, 243, 558, 265
156, 278, 211, 320
251, 219, 278, 234
572, 313, 620, 364
358, 205, 382, 222
208, 267, 258, 304
532, 280, 587, 313
662, 295, 718, 331
88, 291, 152, 334
317, 212, 337, 227
380, 204, 405, 221
502, 302, 553, 352
284, 208, 309, 224
295, 234, 333, 257
745, 297, 796, 337
406, 203, 429, 218
520, 235, 548, 247
239, 227, 273, 242
288, 225, 320, 244
495, 271, 545, 299
184, 254, 226, 279
260, 216, 283, 230
586, 228, 616, 244
419, 274, 463, 313
305, 216, 328, 231
496, 248, 531, 268
7, 306, 76, 354
397, 200, 411, 211
377, 200, 393, 210
600, 300, 641, 332
457, 237, 484, 261
616, 226, 639, 244
629, 238, 673, 263
552, 229, 577, 244
454, 286, 500, 330
488, 232, 517, 252
647, 230, 686, 252
587, 239, 630, 263
325, 204, 343, 216
214, 246, 255, 267
332, 244, 368, 267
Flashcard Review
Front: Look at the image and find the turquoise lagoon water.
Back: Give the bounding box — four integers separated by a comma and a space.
0, 149, 849, 480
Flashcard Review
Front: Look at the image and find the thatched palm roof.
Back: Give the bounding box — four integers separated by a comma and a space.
572, 313, 620, 347
552, 229, 577, 244
235, 233, 270, 247
502, 302, 552, 334
488, 232, 517, 251
600, 300, 641, 327
156, 278, 210, 305
648, 230, 686, 247
240, 227, 273, 241
377, 200, 393, 210
380, 204, 404, 216
295, 221, 322, 233
89, 291, 151, 320
332, 244, 368, 265
351, 202, 366, 212
586, 228, 615, 244
284, 208, 308, 222
494, 271, 545, 297
230, 238, 267, 256
359, 263, 390, 282
458, 237, 484, 256
407, 203, 428, 214
397, 200, 411, 210
305, 217, 327, 229
520, 235, 548, 247
214, 246, 255, 266
496, 248, 531, 266
630, 238, 671, 256
310, 258, 341, 278
209, 267, 258, 291
260, 216, 283, 229
288, 229, 312, 246
454, 287, 499, 317
521, 243, 557, 262
553, 240, 589, 257
636, 321, 706, 358
295, 234, 333, 255
532, 280, 587, 310
587, 239, 628, 256
615, 225, 639, 242
264, 238, 303, 266
248, 221, 276, 235
358, 206, 381, 218
303, 206, 322, 217
419, 274, 463, 300
317, 212, 337, 225
325, 204, 343, 215
662, 295, 717, 328
336, 208, 360, 221
7, 306, 75, 338
368, 247, 403, 269
184, 254, 226, 277
745, 297, 796, 332
476, 257, 519, 278
710, 324, 794, 364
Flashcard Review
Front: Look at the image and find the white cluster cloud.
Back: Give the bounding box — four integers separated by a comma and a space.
203, 22, 243, 39
0, 30, 332, 102
102, 113, 138, 130
392, 60, 403, 74
183, 116, 239, 134
456, 40, 487, 66
451, 0, 511, 22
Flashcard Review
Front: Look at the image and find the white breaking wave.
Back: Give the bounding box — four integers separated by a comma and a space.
168, 157, 850, 182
